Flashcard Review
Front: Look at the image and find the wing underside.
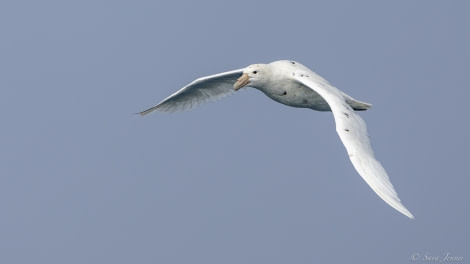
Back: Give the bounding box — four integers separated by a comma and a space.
294, 71, 414, 219
140, 69, 244, 115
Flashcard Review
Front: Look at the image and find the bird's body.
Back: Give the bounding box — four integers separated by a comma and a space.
140, 60, 414, 219
240, 61, 371, 111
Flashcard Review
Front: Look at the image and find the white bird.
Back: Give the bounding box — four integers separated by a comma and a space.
140, 60, 414, 219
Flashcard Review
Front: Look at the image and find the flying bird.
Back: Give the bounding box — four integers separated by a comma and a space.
140, 60, 414, 219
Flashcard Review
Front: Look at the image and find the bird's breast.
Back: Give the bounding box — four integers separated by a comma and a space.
256, 82, 331, 111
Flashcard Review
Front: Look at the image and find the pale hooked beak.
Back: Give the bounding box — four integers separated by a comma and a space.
234, 73, 250, 91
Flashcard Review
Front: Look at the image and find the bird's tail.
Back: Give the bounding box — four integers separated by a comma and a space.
341, 91, 372, 111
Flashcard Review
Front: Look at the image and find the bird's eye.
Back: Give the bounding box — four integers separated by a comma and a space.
253, 71, 257, 74
291, 61, 295, 65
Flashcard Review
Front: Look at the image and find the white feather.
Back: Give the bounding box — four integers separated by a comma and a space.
140, 60, 414, 219
140, 69, 243, 115
293, 71, 414, 219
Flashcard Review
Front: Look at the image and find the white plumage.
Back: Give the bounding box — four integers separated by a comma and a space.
140, 60, 414, 219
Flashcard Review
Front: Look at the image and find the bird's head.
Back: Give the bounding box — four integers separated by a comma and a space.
233, 64, 266, 91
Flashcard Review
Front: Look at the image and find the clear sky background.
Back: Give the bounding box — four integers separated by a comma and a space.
1, 1, 469, 263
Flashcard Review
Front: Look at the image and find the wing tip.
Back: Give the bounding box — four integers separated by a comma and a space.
398, 204, 415, 219
138, 107, 158, 116
383, 195, 415, 219
400, 207, 415, 219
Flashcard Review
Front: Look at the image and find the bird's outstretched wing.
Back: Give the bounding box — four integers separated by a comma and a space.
139, 69, 244, 115
294, 71, 414, 219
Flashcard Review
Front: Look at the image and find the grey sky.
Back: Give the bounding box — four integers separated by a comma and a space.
1, 1, 469, 263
